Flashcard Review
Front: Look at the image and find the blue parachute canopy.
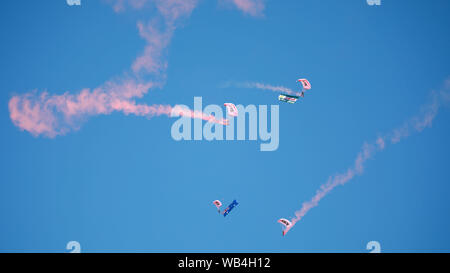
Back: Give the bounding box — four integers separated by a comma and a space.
223, 200, 239, 217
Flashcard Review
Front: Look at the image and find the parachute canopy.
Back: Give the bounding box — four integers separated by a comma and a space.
224, 103, 238, 117
213, 200, 222, 213
297, 79, 311, 90
223, 200, 239, 217
278, 94, 299, 104
213, 200, 222, 208
278, 218, 292, 236
278, 218, 292, 228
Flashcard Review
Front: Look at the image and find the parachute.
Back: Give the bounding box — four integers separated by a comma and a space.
297, 79, 311, 90
213, 200, 222, 213
223, 200, 239, 217
277, 218, 292, 236
296, 78, 311, 98
224, 103, 238, 117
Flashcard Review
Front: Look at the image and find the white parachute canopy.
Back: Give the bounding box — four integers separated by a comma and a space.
278, 218, 292, 228
277, 218, 292, 236
224, 103, 238, 117
297, 79, 311, 90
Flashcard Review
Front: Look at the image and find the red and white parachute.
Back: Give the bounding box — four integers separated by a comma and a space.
213, 200, 222, 213
277, 218, 292, 236
297, 79, 311, 90
224, 103, 238, 117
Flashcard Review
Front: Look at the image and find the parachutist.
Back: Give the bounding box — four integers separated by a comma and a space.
278, 218, 292, 236
278, 78, 310, 103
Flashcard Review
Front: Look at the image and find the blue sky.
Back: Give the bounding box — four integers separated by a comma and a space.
1, 0, 450, 252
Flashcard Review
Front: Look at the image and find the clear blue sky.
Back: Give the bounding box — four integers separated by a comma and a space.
1, 0, 449, 252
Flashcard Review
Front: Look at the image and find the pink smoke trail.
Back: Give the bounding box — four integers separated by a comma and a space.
8, 80, 227, 137
110, 0, 265, 17
219, 0, 265, 17
174, 106, 229, 125
283, 80, 450, 235
8, 0, 208, 137
131, 0, 199, 75
9, 0, 264, 137
108, 0, 150, 13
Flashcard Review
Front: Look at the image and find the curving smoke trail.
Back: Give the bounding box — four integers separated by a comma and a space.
8, 0, 245, 138
8, 79, 227, 138
283, 79, 450, 235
